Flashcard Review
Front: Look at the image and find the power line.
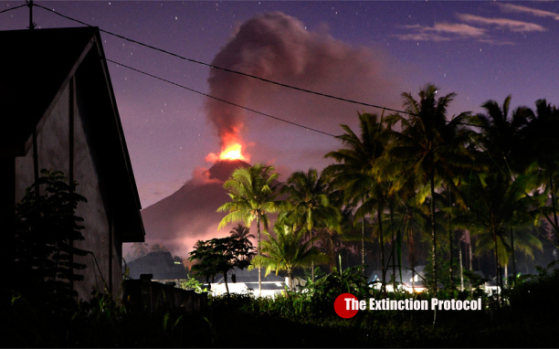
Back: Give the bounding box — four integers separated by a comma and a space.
34, 3, 559, 140
34, 3, 417, 117
105, 58, 337, 138
0, 3, 27, 15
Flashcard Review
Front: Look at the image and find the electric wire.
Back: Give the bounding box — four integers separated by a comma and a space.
106, 58, 338, 138
34, 3, 419, 117
32, 3, 559, 139
0, 3, 27, 15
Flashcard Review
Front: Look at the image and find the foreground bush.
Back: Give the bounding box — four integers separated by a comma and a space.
2, 266, 559, 347
0, 289, 214, 347
208, 266, 559, 347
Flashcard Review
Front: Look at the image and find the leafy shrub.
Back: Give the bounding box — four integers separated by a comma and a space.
303, 264, 371, 317
508, 264, 559, 317
9, 170, 88, 307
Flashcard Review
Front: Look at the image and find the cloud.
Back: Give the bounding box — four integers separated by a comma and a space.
394, 32, 451, 42
431, 23, 487, 36
395, 23, 486, 41
477, 38, 515, 46
497, 3, 559, 21
456, 13, 546, 32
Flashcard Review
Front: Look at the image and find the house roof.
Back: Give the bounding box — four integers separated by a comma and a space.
0, 27, 144, 242
369, 265, 427, 286
127, 252, 187, 280
214, 267, 285, 284
244, 282, 285, 290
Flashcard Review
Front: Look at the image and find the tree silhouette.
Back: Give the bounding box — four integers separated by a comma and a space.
251, 221, 330, 292
12, 169, 88, 303
217, 164, 281, 295
189, 236, 254, 295
281, 169, 341, 281
325, 112, 393, 286
386, 84, 471, 292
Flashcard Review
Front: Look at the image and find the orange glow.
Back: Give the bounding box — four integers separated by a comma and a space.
219, 143, 246, 161
205, 142, 250, 162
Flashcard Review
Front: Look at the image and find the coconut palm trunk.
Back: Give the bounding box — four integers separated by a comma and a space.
389, 199, 396, 289
404, 212, 415, 292
459, 240, 464, 291
550, 173, 559, 244
430, 168, 438, 294
361, 219, 365, 274
491, 219, 500, 306
288, 268, 294, 291
469, 238, 473, 271
448, 188, 454, 289
510, 227, 517, 286
224, 272, 230, 295
378, 200, 386, 293
257, 215, 262, 296
311, 233, 315, 283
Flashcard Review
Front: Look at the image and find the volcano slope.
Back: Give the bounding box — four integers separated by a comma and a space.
140, 159, 250, 253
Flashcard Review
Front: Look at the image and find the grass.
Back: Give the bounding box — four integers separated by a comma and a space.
2, 268, 559, 347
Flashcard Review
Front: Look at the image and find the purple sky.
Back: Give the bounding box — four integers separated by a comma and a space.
2, 1, 559, 208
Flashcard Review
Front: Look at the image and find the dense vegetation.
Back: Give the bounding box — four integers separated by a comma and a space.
4, 84, 559, 347
212, 84, 559, 295
3, 265, 559, 347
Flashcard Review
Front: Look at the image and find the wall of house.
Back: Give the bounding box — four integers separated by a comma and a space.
14, 80, 123, 300
73, 81, 115, 300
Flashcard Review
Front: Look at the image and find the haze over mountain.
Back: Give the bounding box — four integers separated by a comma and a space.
140, 159, 250, 256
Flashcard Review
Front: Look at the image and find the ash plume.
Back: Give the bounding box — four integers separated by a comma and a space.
140, 12, 405, 257
205, 11, 403, 150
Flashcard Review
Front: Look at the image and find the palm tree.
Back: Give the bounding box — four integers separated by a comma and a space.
468, 95, 533, 182
466, 96, 537, 292
518, 99, 559, 246
229, 224, 255, 263
281, 169, 341, 281
230, 224, 255, 241
324, 112, 392, 287
250, 221, 331, 292
217, 164, 280, 295
386, 84, 471, 293
454, 172, 543, 300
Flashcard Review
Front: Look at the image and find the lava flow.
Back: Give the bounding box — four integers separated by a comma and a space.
206, 142, 250, 162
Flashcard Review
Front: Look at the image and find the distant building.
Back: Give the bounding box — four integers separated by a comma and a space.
369, 265, 428, 293
212, 268, 287, 297
0, 27, 145, 300
126, 252, 187, 284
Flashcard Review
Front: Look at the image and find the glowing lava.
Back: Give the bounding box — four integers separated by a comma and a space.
206, 143, 249, 162
219, 144, 246, 160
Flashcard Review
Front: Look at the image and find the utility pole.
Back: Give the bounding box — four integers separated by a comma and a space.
27, 0, 36, 30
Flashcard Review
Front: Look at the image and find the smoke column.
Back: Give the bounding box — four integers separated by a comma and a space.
205, 11, 401, 151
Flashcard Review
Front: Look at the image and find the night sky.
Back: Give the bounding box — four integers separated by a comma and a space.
2, 1, 559, 209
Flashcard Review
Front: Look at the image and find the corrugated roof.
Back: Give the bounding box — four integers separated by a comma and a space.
369, 265, 427, 286
244, 282, 285, 290
215, 267, 285, 284
127, 252, 187, 280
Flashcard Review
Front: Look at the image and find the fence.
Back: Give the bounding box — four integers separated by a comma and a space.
123, 274, 208, 312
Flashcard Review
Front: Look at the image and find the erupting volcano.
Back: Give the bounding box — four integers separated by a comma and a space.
141, 158, 251, 256
140, 11, 398, 256
219, 143, 247, 161
205, 141, 250, 162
